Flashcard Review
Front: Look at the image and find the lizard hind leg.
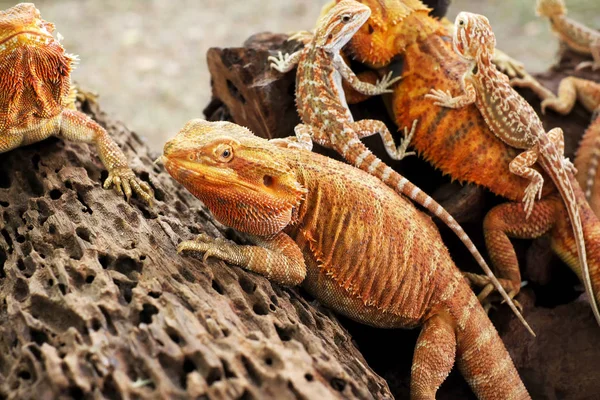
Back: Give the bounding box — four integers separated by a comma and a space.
350, 119, 416, 161
410, 314, 456, 399
508, 147, 544, 219
473, 198, 557, 307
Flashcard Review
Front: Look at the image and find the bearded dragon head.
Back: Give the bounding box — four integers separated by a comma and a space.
315, 0, 371, 52
536, 0, 567, 18
453, 12, 496, 62
163, 119, 307, 236
0, 3, 75, 130
320, 0, 438, 67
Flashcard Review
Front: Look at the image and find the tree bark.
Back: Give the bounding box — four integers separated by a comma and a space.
0, 99, 392, 399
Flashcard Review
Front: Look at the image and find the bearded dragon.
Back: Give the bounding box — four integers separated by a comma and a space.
307, 0, 600, 322
511, 75, 600, 212
426, 12, 599, 327
536, 0, 600, 71
162, 118, 531, 400
267, 0, 532, 330
0, 3, 153, 203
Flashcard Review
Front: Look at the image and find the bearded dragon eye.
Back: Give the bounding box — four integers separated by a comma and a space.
341, 14, 351, 23
458, 20, 465, 26
222, 149, 231, 158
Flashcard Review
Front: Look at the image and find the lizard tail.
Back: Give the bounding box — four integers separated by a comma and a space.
450, 284, 530, 400
340, 139, 535, 336
575, 114, 600, 209
540, 144, 600, 327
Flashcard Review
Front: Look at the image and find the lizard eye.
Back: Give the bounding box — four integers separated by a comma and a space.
341, 14, 352, 23
215, 144, 234, 162
458, 19, 465, 26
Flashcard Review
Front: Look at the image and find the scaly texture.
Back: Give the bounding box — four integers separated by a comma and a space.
331, 0, 600, 323
512, 75, 600, 213
536, 0, 600, 71
0, 3, 152, 204
0, 99, 393, 399
426, 12, 598, 326
267, 0, 530, 333
163, 119, 531, 400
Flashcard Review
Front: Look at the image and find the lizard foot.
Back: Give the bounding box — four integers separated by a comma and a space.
425, 89, 456, 108
563, 156, 577, 174
374, 71, 402, 94
539, 97, 562, 115
287, 30, 313, 44
268, 51, 293, 73
522, 179, 544, 219
395, 119, 418, 160
575, 60, 600, 71
177, 233, 233, 263
463, 272, 524, 313
104, 167, 154, 205
493, 49, 526, 78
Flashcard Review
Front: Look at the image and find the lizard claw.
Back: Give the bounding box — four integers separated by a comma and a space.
425, 89, 455, 108
104, 167, 154, 206
396, 119, 418, 160
268, 51, 292, 73
177, 234, 233, 264
522, 180, 543, 219
493, 49, 526, 78
374, 71, 401, 93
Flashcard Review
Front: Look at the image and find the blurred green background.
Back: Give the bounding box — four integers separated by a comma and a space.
3, 0, 597, 151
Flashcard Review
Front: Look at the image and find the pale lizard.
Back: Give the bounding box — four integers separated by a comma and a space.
511, 75, 600, 203
426, 11, 600, 327
536, 0, 600, 71
268, 0, 531, 330
0, 3, 153, 203
163, 118, 531, 400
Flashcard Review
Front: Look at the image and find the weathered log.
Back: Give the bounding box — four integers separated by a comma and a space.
0, 98, 392, 399
206, 31, 600, 398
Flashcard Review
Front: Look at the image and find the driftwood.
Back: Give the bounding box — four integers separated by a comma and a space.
205, 31, 600, 398
0, 98, 392, 399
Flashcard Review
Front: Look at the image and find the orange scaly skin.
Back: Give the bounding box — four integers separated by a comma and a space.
268, 0, 532, 333
163, 119, 531, 400
426, 12, 599, 326
536, 0, 600, 71
511, 76, 600, 213
0, 3, 153, 203
333, 0, 600, 320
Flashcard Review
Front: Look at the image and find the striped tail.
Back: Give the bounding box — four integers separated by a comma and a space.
452, 284, 530, 399
338, 137, 535, 335
575, 114, 600, 205
540, 140, 600, 327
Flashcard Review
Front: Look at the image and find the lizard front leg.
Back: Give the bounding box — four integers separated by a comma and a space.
576, 37, 600, 71
269, 124, 314, 151
509, 147, 544, 219
425, 81, 477, 109
351, 119, 416, 160
58, 109, 154, 204
178, 232, 307, 287
334, 55, 401, 96
268, 50, 302, 73
492, 48, 527, 78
